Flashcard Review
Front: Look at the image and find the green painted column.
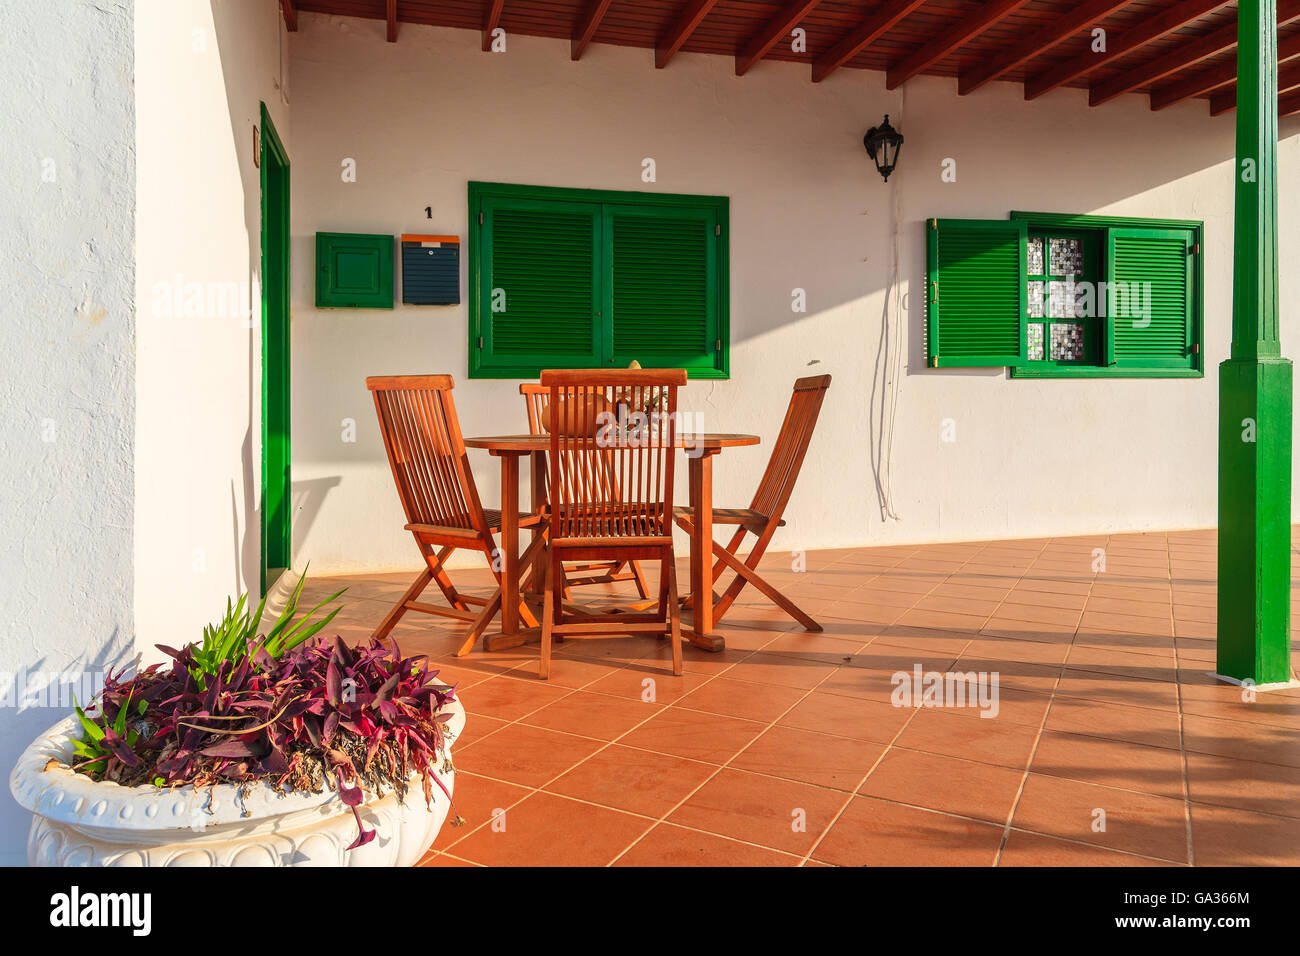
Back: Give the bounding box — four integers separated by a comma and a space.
1217, 0, 1293, 685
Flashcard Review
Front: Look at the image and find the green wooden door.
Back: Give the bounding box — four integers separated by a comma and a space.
260, 104, 291, 592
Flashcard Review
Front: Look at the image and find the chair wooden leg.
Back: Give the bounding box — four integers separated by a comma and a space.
425, 545, 468, 611
665, 556, 683, 676
540, 557, 556, 680
371, 568, 433, 641
628, 560, 650, 599
455, 588, 503, 657
656, 555, 670, 618
710, 540, 822, 631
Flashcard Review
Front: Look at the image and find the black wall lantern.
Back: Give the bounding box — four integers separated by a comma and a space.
864, 114, 904, 182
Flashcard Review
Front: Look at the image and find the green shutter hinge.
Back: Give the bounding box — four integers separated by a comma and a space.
715, 338, 722, 353
477, 336, 483, 349
929, 219, 937, 231
479, 212, 484, 225
715, 224, 721, 237
1189, 242, 1200, 255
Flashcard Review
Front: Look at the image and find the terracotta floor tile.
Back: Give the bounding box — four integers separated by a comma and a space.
778, 690, 915, 744
1011, 774, 1188, 863
675, 676, 807, 723
581, 665, 710, 705
520, 690, 662, 740
454, 675, 572, 722
504, 653, 627, 689
432, 771, 533, 851
613, 823, 800, 866
667, 768, 848, 855
758, 630, 870, 665
619, 707, 767, 764
544, 744, 717, 817
1185, 751, 1300, 818
1043, 696, 1183, 751
1030, 731, 1185, 800
999, 830, 1171, 866
1189, 803, 1300, 865
720, 653, 838, 690
858, 749, 1024, 824
454, 722, 605, 788
450, 712, 510, 751
895, 707, 1040, 769
730, 725, 887, 791
1055, 668, 1180, 712
813, 796, 1002, 867
449, 791, 651, 867
1181, 712, 1300, 767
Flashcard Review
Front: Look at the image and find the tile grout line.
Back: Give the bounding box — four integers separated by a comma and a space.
1167, 532, 1196, 868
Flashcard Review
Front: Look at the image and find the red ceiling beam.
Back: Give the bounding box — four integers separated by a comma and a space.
1024, 0, 1226, 100
482, 0, 505, 52
387, 0, 398, 42
572, 0, 614, 61
812, 0, 927, 83
1091, 0, 1300, 105
736, 0, 824, 76
959, 0, 1130, 95
1210, 54, 1300, 114
657, 0, 722, 69
1155, 30, 1300, 109
281, 0, 297, 32
1280, 87, 1300, 117
887, 0, 1032, 90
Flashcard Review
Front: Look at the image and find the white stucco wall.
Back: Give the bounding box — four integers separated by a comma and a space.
0, 0, 135, 865
134, 0, 289, 658
286, 13, 1300, 574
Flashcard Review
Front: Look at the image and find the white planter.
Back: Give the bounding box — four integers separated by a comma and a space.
8, 698, 464, 867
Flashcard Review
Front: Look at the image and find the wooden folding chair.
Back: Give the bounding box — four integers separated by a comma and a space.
521, 382, 650, 600
673, 374, 831, 632
538, 368, 686, 679
366, 375, 545, 651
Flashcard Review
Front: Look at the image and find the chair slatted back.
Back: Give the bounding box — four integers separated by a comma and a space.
540, 369, 686, 540
367, 375, 487, 533
750, 374, 831, 520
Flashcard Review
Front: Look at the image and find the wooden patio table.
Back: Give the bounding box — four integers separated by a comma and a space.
464, 432, 760, 653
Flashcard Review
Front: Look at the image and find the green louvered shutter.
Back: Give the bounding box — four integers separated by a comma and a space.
1105, 227, 1195, 370
477, 196, 602, 373
604, 204, 721, 373
926, 218, 1027, 367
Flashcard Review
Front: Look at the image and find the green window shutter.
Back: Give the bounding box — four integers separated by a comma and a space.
1105, 227, 1195, 370
926, 218, 1027, 367
476, 196, 602, 374
604, 204, 720, 373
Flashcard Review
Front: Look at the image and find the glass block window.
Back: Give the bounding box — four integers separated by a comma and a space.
1049, 237, 1083, 276
1050, 323, 1085, 361
1028, 323, 1045, 361
1027, 237, 1044, 275
1028, 281, 1045, 318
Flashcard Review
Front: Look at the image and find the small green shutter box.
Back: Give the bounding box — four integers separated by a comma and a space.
1105, 227, 1195, 369
316, 232, 393, 308
926, 218, 1027, 368
479, 198, 602, 371
607, 205, 718, 371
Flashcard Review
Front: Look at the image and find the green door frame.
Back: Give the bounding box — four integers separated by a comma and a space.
1216, 0, 1294, 686
260, 103, 291, 595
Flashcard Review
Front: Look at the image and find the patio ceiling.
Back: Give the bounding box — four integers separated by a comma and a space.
286, 0, 1300, 117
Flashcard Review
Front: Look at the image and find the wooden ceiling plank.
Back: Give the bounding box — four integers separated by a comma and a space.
1025, 0, 1227, 100
1210, 50, 1300, 114
572, 0, 614, 61
736, 0, 824, 76
886, 0, 1033, 90
282, 0, 298, 32
482, 0, 505, 52
656, 0, 723, 69
1280, 87, 1300, 117
1091, 0, 1300, 106
387, 0, 398, 42
959, 0, 1131, 95
1156, 29, 1300, 109
811, 0, 928, 83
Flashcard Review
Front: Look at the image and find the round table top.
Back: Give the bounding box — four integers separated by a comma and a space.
465, 433, 761, 452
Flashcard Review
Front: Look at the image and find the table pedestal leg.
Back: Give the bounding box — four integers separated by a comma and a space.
500, 453, 519, 635
687, 450, 725, 652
